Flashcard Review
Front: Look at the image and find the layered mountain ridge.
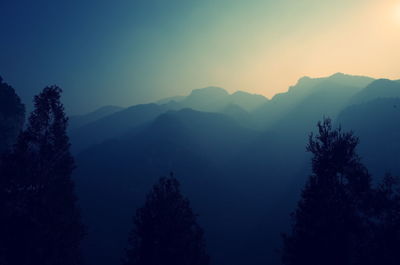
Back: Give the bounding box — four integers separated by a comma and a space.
70, 73, 400, 265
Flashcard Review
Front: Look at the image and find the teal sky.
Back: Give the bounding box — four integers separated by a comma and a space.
1, 0, 399, 114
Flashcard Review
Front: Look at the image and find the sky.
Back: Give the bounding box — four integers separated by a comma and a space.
1, 0, 400, 114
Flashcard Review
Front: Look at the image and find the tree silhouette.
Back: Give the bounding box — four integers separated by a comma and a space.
123, 175, 209, 265
0, 76, 25, 153
0, 86, 85, 265
359, 174, 400, 265
282, 118, 371, 265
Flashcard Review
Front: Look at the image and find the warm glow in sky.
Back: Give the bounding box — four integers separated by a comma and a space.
395, 2, 400, 24
1, 0, 400, 113
183, 0, 400, 99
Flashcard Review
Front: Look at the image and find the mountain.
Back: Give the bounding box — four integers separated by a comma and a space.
322, 72, 374, 87
219, 103, 253, 128
70, 73, 400, 265
177, 86, 268, 113
178, 86, 230, 111
271, 79, 368, 137
70, 87, 268, 153
252, 73, 374, 129
69, 105, 124, 131
337, 97, 400, 178
70, 103, 170, 153
75, 109, 260, 265
156, 95, 185, 104
349, 78, 400, 105
231, 91, 268, 111
336, 78, 400, 178
154, 86, 269, 114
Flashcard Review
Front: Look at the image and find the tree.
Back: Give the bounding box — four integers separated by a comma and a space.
0, 86, 85, 265
282, 118, 372, 265
0, 76, 25, 154
360, 174, 400, 265
123, 175, 209, 265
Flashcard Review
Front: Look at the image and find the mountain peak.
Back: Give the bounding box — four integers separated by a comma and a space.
363, 78, 400, 92
298, 76, 312, 81
189, 86, 229, 96
330, 72, 346, 78
290, 73, 374, 93
232, 90, 267, 99
186, 86, 229, 100
369, 78, 393, 85
232, 90, 250, 96
347, 78, 400, 105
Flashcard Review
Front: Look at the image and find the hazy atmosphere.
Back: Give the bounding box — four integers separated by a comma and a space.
1, 0, 400, 113
1, 1, 400, 265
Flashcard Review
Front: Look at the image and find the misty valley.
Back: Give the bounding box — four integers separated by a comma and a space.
1, 73, 400, 265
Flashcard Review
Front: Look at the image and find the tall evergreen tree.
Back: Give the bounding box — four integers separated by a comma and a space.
123, 175, 209, 265
0, 76, 25, 154
282, 118, 371, 265
0, 86, 85, 265
360, 174, 400, 265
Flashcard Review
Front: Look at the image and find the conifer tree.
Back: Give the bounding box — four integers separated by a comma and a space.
360, 174, 400, 265
123, 175, 209, 265
0, 76, 25, 153
282, 118, 371, 265
0, 86, 85, 265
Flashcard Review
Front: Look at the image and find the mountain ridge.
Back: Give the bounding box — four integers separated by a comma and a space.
71, 72, 400, 265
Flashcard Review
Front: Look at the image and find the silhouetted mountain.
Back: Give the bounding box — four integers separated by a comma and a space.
349, 78, 400, 105
253, 73, 374, 129
219, 104, 253, 128
338, 98, 400, 178
156, 95, 185, 104
178, 86, 230, 112
75, 109, 259, 265
70, 73, 400, 265
178, 86, 268, 113
271, 79, 367, 139
325, 72, 374, 87
231, 91, 268, 111
70, 103, 170, 153
69, 105, 124, 131
70, 87, 267, 153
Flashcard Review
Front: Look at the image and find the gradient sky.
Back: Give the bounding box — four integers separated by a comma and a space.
1, 0, 400, 114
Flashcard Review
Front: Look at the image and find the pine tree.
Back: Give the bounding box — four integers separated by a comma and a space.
0, 86, 85, 265
123, 175, 209, 265
0, 76, 25, 153
360, 174, 400, 265
282, 118, 371, 265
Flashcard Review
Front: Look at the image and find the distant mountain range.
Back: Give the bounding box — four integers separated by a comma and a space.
70, 73, 400, 265
69, 86, 268, 153
69, 105, 123, 131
